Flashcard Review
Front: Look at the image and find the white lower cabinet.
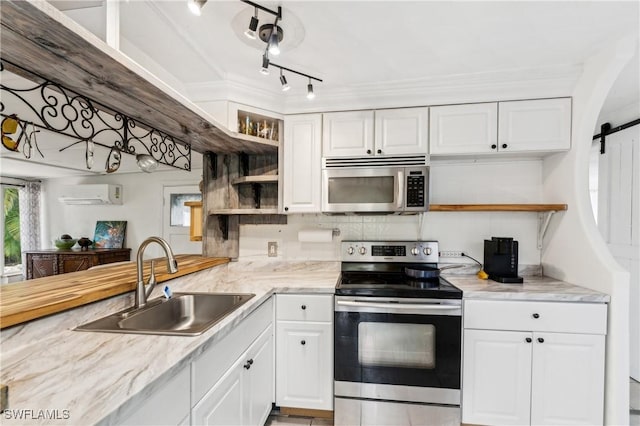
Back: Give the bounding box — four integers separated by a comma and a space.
193, 324, 273, 426
275, 294, 334, 411
462, 299, 606, 426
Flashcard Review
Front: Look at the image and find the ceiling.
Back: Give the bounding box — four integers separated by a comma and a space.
2, 0, 639, 179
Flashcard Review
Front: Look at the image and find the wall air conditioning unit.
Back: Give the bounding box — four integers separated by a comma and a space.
59, 184, 123, 205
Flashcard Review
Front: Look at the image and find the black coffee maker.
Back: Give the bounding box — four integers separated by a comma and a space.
484, 237, 524, 283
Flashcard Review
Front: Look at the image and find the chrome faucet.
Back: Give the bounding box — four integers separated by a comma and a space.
135, 236, 178, 308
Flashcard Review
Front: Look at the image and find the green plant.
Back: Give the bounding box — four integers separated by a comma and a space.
4, 188, 21, 266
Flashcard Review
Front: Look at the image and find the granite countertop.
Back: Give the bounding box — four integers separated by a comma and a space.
0, 260, 609, 425
445, 274, 610, 303
0, 261, 339, 425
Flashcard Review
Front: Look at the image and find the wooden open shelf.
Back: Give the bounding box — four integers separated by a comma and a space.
429, 204, 568, 212
208, 208, 279, 215
231, 175, 279, 185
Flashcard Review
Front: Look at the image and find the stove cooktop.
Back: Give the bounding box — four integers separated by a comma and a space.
336, 264, 463, 299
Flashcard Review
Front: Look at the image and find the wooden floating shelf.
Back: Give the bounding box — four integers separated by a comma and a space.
429, 204, 568, 212
231, 175, 279, 185
209, 208, 279, 215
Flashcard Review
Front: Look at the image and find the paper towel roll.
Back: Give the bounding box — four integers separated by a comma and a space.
298, 229, 333, 243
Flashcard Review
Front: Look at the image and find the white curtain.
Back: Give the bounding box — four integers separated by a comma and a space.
19, 181, 41, 277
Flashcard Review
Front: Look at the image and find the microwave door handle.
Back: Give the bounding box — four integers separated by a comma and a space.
396, 170, 404, 209
336, 300, 460, 310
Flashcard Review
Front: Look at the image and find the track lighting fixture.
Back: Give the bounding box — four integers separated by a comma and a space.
268, 27, 280, 56
260, 54, 270, 75
279, 70, 290, 91
307, 79, 315, 100
244, 8, 259, 39
188, 0, 207, 16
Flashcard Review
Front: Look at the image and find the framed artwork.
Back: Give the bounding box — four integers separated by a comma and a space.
93, 221, 127, 249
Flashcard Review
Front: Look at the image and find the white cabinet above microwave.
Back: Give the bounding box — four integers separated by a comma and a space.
323, 108, 428, 158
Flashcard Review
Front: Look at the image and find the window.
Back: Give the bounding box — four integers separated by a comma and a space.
1, 185, 22, 279
169, 193, 202, 227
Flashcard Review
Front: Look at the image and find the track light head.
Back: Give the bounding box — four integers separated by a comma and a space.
260, 54, 270, 75
306, 81, 315, 100
259, 24, 283, 56
244, 9, 259, 39
280, 73, 290, 91
188, 0, 207, 16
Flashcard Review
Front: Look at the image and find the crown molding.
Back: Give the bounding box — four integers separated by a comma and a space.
184, 64, 582, 115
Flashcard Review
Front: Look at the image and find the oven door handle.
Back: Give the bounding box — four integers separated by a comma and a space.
336, 300, 460, 311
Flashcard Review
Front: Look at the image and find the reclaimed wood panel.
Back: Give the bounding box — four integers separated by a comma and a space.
0, 0, 276, 154
429, 204, 568, 212
0, 255, 229, 329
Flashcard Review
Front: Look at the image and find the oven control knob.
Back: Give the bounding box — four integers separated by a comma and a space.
347, 246, 355, 255
359, 246, 367, 255
411, 247, 420, 256
424, 247, 432, 256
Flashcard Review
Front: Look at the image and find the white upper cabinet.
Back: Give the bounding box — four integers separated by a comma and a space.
374, 107, 429, 156
322, 108, 427, 158
498, 98, 571, 153
430, 103, 497, 155
322, 110, 374, 157
282, 114, 322, 213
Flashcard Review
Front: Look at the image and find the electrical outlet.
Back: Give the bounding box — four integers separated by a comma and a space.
268, 241, 278, 257
440, 250, 463, 258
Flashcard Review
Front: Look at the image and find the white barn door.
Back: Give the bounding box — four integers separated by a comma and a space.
597, 124, 640, 380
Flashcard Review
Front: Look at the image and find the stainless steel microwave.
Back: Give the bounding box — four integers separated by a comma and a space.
321, 165, 429, 214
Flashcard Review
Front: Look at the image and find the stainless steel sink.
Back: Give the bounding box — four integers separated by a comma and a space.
75, 292, 255, 336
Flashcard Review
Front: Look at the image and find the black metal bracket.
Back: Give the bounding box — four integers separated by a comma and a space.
240, 152, 250, 177
217, 215, 229, 240
0, 58, 191, 171
252, 183, 262, 209
240, 1, 281, 19
600, 123, 611, 154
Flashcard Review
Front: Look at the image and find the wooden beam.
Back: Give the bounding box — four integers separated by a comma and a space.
429, 204, 568, 212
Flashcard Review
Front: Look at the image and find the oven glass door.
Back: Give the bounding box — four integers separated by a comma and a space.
334, 300, 461, 389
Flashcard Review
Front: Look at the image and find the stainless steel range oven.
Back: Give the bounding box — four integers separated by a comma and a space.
334, 241, 462, 426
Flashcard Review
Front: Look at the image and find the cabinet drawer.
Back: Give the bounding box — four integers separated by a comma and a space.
464, 299, 607, 335
276, 294, 333, 322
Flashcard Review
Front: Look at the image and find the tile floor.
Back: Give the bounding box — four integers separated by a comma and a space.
266, 379, 640, 426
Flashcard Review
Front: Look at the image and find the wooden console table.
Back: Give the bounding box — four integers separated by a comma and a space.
25, 248, 131, 279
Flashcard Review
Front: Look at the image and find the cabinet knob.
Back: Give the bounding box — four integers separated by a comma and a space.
502, 143, 508, 149
284, 207, 289, 211
377, 149, 382, 154
366, 149, 372, 155
537, 337, 544, 343
301, 340, 306, 345
491, 144, 497, 150
301, 305, 307, 310
243, 359, 254, 369
532, 313, 540, 319
525, 337, 532, 343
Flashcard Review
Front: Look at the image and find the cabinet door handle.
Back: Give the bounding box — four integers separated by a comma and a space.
502, 143, 508, 149
284, 207, 289, 211
377, 149, 382, 154
301, 340, 306, 345
366, 149, 372, 155
525, 337, 532, 343
301, 305, 307, 310
491, 144, 497, 150
244, 359, 254, 369
532, 313, 540, 319
537, 337, 544, 343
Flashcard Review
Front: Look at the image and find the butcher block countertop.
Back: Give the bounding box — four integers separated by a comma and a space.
0, 255, 229, 329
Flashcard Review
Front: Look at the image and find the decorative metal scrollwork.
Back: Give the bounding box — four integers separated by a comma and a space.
0, 58, 191, 171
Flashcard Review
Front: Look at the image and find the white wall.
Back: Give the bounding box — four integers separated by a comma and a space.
541, 35, 637, 424
240, 159, 544, 267
43, 168, 202, 259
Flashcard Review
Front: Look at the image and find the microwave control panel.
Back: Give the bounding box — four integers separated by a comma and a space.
406, 174, 425, 207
